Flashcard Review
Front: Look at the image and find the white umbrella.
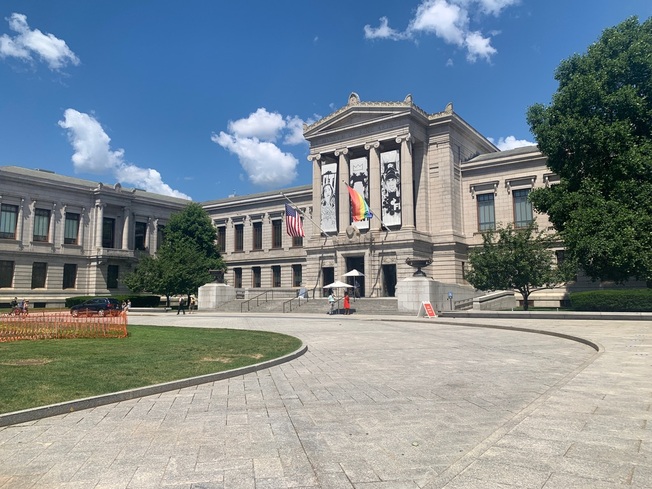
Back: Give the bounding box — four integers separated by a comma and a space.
342, 269, 364, 277
323, 280, 353, 289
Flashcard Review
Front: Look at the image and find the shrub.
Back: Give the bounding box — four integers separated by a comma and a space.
569, 289, 652, 312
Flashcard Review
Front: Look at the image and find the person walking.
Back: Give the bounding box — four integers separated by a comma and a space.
189, 296, 196, 314
343, 290, 351, 315
327, 289, 335, 315
177, 296, 186, 315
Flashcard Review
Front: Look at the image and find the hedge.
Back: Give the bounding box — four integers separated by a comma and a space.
569, 289, 652, 312
65, 295, 162, 308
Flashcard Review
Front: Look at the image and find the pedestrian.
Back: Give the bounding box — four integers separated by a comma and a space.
189, 296, 196, 314
327, 289, 335, 315
123, 300, 131, 312
22, 299, 29, 315
343, 290, 350, 315
177, 296, 186, 315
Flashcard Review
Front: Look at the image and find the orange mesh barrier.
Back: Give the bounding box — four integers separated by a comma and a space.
0, 311, 128, 343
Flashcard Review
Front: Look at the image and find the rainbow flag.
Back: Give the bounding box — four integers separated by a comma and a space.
347, 186, 373, 221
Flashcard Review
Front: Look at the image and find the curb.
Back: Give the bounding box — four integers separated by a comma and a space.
0, 342, 308, 428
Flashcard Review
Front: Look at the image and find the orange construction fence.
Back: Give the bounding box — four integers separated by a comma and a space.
0, 311, 128, 343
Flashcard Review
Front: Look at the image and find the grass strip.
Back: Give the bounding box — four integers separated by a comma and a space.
0, 324, 301, 414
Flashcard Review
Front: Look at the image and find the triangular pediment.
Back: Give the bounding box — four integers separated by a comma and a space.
304, 93, 430, 140
304, 103, 411, 139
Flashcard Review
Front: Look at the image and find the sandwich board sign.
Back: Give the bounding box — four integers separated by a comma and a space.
417, 301, 437, 318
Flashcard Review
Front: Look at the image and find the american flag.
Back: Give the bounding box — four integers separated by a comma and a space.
285, 203, 305, 238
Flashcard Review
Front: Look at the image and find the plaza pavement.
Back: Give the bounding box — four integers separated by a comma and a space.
0, 312, 651, 488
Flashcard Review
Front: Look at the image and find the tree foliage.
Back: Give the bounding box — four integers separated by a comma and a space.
124, 203, 225, 301
527, 17, 652, 284
465, 223, 570, 310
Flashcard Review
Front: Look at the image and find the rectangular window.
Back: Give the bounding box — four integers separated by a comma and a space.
252, 266, 261, 288
63, 263, 77, 289
513, 189, 533, 228
64, 212, 80, 245
477, 193, 495, 231
102, 217, 115, 248
234, 268, 242, 288
135, 222, 147, 250
33, 208, 51, 242
217, 226, 226, 252
0, 260, 14, 288
0, 204, 18, 239
31, 262, 47, 289
292, 264, 302, 287
252, 221, 263, 250
234, 224, 244, 251
107, 264, 119, 288
272, 220, 282, 249
272, 265, 281, 287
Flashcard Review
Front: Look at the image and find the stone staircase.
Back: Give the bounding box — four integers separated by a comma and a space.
209, 296, 408, 316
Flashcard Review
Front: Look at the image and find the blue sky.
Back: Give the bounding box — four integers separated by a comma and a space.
1, 1, 651, 202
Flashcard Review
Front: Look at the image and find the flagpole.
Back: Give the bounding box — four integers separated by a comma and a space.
279, 192, 334, 238
343, 181, 391, 233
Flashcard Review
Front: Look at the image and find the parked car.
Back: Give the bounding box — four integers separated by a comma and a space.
70, 298, 122, 317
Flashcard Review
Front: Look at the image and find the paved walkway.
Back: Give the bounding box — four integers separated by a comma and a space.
0, 313, 651, 488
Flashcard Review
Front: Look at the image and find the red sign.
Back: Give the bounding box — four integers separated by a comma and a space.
417, 301, 437, 318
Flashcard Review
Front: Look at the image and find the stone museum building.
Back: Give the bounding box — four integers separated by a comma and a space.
0, 93, 579, 308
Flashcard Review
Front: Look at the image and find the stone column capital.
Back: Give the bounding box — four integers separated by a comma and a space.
364, 141, 381, 150
334, 147, 349, 157
307, 153, 322, 162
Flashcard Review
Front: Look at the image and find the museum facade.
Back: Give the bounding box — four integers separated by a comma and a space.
0, 93, 579, 308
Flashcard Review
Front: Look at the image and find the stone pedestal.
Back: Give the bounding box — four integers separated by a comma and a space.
397, 277, 477, 313
197, 283, 236, 310
396, 277, 438, 313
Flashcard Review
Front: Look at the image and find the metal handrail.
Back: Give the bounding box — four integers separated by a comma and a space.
240, 290, 272, 312
282, 292, 310, 313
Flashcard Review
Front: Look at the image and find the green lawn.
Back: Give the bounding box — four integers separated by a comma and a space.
0, 325, 302, 415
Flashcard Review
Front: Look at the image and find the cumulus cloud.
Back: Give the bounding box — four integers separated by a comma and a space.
364, 0, 519, 63
58, 109, 190, 199
211, 108, 308, 188
489, 135, 535, 150
0, 13, 79, 70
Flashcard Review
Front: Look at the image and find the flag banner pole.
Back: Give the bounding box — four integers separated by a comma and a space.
343, 181, 391, 233
279, 192, 334, 238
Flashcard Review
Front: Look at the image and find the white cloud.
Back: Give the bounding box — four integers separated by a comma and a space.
0, 13, 79, 70
364, 17, 405, 41
365, 0, 519, 63
489, 135, 535, 150
58, 109, 190, 199
211, 108, 308, 188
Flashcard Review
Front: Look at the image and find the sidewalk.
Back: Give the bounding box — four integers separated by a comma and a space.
0, 313, 650, 488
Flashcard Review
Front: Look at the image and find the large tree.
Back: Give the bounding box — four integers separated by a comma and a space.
124, 203, 225, 303
465, 223, 570, 310
527, 17, 652, 284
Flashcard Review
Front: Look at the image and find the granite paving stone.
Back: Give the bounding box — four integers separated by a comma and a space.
1, 313, 651, 488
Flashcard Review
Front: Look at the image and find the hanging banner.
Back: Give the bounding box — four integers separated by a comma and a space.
349, 156, 369, 230
381, 149, 401, 227
320, 162, 337, 234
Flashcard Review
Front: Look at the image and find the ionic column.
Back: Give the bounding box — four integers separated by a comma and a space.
150, 218, 159, 254
335, 148, 349, 233
122, 207, 131, 249
145, 217, 151, 250
365, 141, 381, 229
59, 205, 67, 247
308, 153, 322, 237
50, 203, 57, 244
95, 201, 104, 248
28, 199, 36, 243
80, 207, 86, 248
17, 198, 25, 243
397, 134, 414, 228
